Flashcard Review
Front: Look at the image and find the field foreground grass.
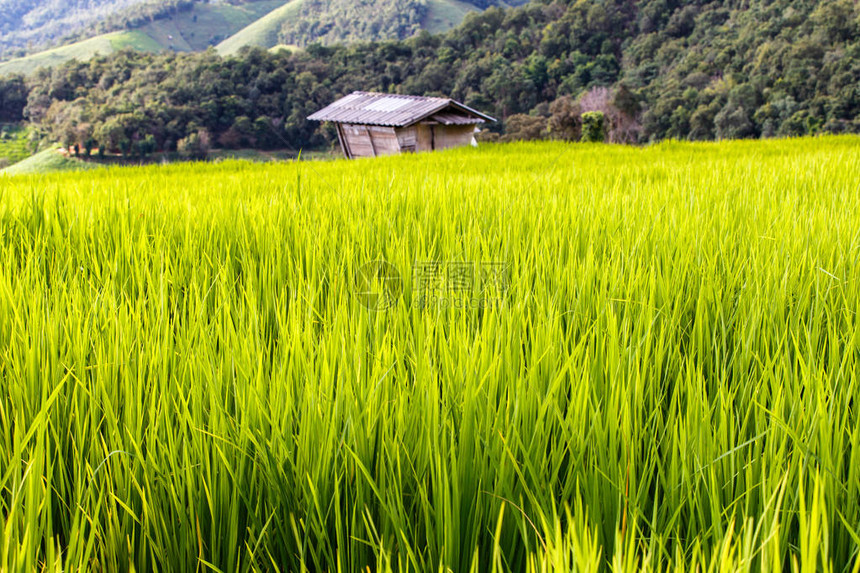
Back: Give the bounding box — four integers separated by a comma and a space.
1, 137, 859, 572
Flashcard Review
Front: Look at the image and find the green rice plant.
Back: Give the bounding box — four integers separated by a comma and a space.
0, 136, 859, 572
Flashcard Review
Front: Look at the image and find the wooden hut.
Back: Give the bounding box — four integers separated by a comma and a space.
307, 91, 496, 159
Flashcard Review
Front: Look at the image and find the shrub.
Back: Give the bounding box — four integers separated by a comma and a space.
581, 111, 607, 142
547, 96, 582, 141
501, 114, 547, 142
178, 130, 211, 160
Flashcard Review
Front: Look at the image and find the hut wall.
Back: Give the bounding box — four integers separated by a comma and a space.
340, 122, 478, 158
415, 124, 434, 151
409, 123, 477, 152
368, 126, 401, 155
340, 124, 372, 157
435, 125, 476, 150
340, 124, 400, 158
394, 127, 418, 152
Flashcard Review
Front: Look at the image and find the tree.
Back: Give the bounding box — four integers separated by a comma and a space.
84, 136, 96, 157
579, 87, 640, 143
0, 75, 27, 122
581, 111, 606, 143
97, 116, 131, 155
76, 123, 94, 156
9, 0, 860, 154
135, 134, 157, 158
714, 101, 755, 140
178, 130, 211, 160
547, 96, 581, 141
501, 114, 546, 142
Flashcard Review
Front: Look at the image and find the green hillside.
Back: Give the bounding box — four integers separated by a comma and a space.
0, 0, 505, 73
9, 0, 860, 150
235, 0, 520, 49
139, 0, 289, 52
216, 0, 305, 54
0, 0, 294, 75
219, 0, 524, 51
423, 0, 481, 34
0, 31, 162, 76
0, 0, 153, 57
0, 124, 31, 167
0, 147, 97, 176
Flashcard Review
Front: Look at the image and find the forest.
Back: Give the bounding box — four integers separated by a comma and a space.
0, 0, 157, 58
0, 0, 858, 156
276, 0, 527, 47
278, 0, 431, 47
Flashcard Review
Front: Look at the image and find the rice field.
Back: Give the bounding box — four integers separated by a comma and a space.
1, 137, 859, 572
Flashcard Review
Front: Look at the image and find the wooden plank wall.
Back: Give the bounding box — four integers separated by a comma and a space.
435, 125, 475, 150
341, 123, 478, 158
341, 124, 401, 157
415, 124, 434, 151
341, 124, 372, 157
395, 127, 418, 152
412, 123, 475, 152
368, 126, 401, 156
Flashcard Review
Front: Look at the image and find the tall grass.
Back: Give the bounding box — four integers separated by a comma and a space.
0, 137, 859, 572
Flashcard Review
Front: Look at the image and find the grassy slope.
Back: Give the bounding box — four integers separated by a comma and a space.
216, 0, 305, 55
0, 0, 486, 72
0, 147, 330, 175
0, 30, 162, 75
217, 0, 484, 53
423, 0, 480, 34
0, 148, 98, 175
0, 1, 292, 75
0, 125, 31, 166
139, 0, 289, 52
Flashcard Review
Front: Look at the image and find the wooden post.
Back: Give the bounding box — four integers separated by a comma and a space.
335, 123, 351, 159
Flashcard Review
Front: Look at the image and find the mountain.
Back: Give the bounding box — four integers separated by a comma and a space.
0, 1, 293, 75
1, 0, 858, 167
214, 0, 309, 55
214, 0, 511, 55
0, 0, 524, 75
0, 0, 153, 56
219, 0, 514, 52
0, 1, 300, 63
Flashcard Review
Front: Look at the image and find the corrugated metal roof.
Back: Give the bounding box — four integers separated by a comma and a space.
430, 112, 485, 126
364, 97, 413, 112
308, 91, 496, 127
